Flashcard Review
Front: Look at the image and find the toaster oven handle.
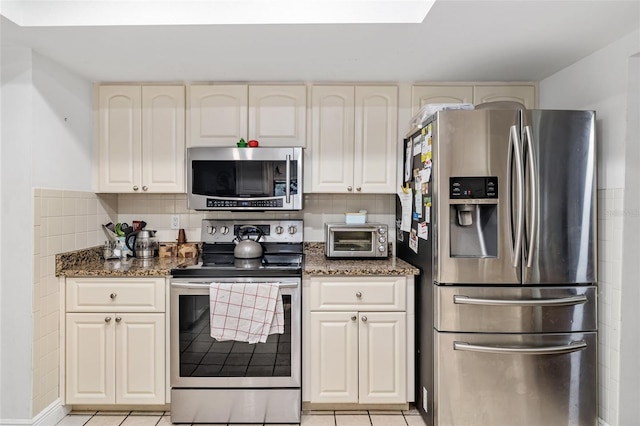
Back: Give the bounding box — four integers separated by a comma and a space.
286, 154, 291, 204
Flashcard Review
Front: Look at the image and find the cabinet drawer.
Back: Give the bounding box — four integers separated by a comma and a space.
309, 276, 405, 311
66, 278, 165, 312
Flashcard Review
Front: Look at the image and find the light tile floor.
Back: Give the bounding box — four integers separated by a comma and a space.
56, 408, 428, 426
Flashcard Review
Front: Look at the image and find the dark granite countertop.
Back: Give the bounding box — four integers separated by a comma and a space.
56, 243, 418, 278
56, 246, 198, 277
303, 243, 419, 276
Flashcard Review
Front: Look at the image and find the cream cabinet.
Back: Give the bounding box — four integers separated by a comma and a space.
64, 277, 166, 405
303, 276, 413, 405
411, 83, 536, 116
310, 85, 398, 194
188, 84, 306, 147
97, 85, 185, 193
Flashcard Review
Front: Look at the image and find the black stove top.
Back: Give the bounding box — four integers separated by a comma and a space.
171, 219, 304, 278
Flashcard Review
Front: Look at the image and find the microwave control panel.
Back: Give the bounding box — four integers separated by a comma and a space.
206, 198, 283, 208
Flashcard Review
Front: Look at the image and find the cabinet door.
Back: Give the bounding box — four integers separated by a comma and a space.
98, 86, 142, 193
66, 313, 115, 404
188, 85, 248, 146
310, 86, 355, 193
309, 312, 358, 403
411, 85, 473, 116
354, 86, 398, 193
115, 313, 165, 404
249, 85, 306, 147
358, 312, 406, 404
473, 85, 536, 108
142, 86, 185, 193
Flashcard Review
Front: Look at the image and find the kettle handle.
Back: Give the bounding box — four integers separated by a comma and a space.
235, 225, 263, 242
125, 232, 137, 252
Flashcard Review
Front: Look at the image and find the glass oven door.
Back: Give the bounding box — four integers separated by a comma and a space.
170, 277, 301, 388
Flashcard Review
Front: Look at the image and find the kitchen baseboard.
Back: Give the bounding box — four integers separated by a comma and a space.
0, 399, 69, 426
598, 418, 611, 426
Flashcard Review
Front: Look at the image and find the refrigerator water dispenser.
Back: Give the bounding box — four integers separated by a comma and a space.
449, 177, 498, 258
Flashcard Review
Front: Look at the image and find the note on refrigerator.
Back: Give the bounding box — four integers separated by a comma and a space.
398, 191, 412, 232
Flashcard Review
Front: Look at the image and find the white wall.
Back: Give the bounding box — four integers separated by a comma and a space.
0, 46, 93, 422
618, 53, 640, 426
540, 28, 640, 426
32, 53, 93, 190
1, 45, 35, 421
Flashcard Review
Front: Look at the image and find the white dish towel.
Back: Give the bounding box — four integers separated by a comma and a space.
209, 282, 284, 344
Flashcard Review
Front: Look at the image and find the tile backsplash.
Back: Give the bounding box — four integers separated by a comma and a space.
115, 193, 397, 245
32, 189, 117, 415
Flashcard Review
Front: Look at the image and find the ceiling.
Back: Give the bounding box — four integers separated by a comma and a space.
2, 0, 639, 83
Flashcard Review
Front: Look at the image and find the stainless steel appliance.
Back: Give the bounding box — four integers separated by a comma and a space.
187, 146, 303, 211
124, 229, 158, 259
170, 219, 303, 424
396, 108, 597, 426
324, 223, 388, 258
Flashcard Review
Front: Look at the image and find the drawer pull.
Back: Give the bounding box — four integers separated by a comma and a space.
110, 293, 117, 299
361, 316, 368, 322
453, 340, 587, 355
105, 317, 112, 323
351, 315, 357, 321
356, 292, 362, 298
453, 294, 588, 307
115, 317, 122, 323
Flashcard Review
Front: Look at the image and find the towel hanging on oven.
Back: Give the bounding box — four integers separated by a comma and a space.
209, 282, 284, 344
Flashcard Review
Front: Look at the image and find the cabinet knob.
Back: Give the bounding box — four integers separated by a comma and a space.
347, 186, 353, 191
356, 292, 362, 298
142, 186, 148, 191
361, 316, 368, 322
133, 186, 139, 191
351, 315, 357, 321
105, 317, 112, 323
356, 187, 362, 192
115, 317, 122, 323
110, 293, 117, 299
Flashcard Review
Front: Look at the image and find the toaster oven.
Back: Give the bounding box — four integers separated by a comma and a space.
324, 223, 389, 259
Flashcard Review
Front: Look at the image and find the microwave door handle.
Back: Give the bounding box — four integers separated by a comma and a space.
286, 154, 291, 204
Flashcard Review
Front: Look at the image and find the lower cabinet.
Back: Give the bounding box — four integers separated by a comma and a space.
303, 275, 414, 405
309, 311, 406, 403
63, 277, 166, 405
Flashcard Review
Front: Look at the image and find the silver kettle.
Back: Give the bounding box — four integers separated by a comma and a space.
233, 226, 263, 259
125, 229, 159, 259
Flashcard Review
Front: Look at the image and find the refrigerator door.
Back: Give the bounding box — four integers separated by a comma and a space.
434, 285, 597, 333
434, 331, 597, 426
434, 109, 521, 284
522, 110, 596, 284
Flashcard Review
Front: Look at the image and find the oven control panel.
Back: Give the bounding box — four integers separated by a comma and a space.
201, 219, 304, 244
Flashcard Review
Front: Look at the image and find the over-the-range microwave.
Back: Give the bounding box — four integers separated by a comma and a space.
187, 146, 303, 211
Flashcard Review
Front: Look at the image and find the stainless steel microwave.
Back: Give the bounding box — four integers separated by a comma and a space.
187, 147, 303, 211
325, 223, 389, 258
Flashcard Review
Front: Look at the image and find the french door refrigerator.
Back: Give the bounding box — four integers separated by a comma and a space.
396, 108, 597, 426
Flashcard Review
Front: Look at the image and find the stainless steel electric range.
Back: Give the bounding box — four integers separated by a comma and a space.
170, 219, 303, 424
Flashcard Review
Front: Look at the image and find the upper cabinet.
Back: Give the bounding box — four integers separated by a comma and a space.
411, 83, 536, 116
188, 84, 307, 147
310, 85, 398, 194
97, 85, 185, 193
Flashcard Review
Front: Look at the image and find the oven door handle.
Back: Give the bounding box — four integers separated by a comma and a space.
171, 282, 298, 289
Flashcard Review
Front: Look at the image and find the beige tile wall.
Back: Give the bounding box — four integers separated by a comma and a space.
116, 193, 397, 244
32, 189, 117, 415
597, 188, 623, 425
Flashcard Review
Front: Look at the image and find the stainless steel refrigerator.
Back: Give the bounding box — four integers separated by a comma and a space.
396, 107, 597, 426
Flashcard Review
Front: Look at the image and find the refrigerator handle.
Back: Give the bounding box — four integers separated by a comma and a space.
509, 125, 525, 268
453, 294, 588, 307
454, 340, 587, 355
524, 125, 537, 268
